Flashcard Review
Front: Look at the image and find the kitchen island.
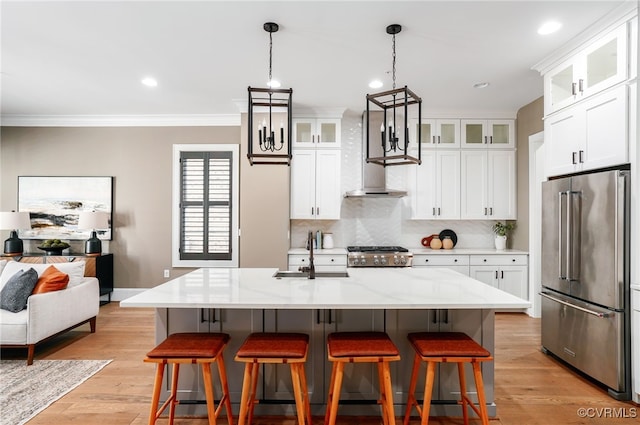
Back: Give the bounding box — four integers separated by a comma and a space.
121, 267, 530, 418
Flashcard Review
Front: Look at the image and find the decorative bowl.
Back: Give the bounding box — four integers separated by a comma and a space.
37, 240, 70, 255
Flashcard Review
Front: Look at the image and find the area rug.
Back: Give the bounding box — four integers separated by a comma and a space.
0, 359, 111, 425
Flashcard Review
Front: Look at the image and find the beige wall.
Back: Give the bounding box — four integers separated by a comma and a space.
0, 125, 290, 289
512, 96, 544, 250
239, 114, 290, 269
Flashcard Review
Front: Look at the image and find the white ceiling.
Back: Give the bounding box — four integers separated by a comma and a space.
0, 1, 629, 124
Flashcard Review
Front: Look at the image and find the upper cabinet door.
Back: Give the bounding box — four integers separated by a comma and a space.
410, 119, 460, 149
461, 120, 514, 149
545, 22, 628, 115
292, 118, 341, 148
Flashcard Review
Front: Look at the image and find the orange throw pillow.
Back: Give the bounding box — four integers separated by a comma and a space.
32, 265, 70, 294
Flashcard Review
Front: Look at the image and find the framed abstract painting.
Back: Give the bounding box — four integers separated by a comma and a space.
18, 176, 113, 240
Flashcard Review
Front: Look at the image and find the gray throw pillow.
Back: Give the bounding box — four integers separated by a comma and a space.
0, 268, 39, 313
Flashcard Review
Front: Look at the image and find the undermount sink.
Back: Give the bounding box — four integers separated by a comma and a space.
273, 270, 350, 279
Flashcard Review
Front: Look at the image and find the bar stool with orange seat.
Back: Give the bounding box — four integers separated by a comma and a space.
144, 332, 233, 425
234, 332, 312, 425
403, 332, 493, 425
325, 331, 401, 425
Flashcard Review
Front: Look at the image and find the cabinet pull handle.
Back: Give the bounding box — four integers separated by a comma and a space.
484, 207, 488, 215
571, 82, 577, 96
489, 136, 493, 144
579, 150, 584, 163
438, 136, 441, 144
501, 270, 504, 279
327, 309, 333, 325
454, 259, 458, 262
495, 270, 499, 279
572, 152, 577, 164
316, 207, 319, 215
578, 79, 584, 93
425, 259, 429, 263
433, 207, 436, 216
311, 207, 314, 216
316, 310, 321, 324
484, 136, 488, 144
489, 207, 493, 215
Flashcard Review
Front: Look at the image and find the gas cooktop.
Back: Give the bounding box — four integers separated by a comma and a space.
346, 246, 409, 253
346, 246, 412, 267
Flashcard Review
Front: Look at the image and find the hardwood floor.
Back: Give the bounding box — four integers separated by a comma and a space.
2, 305, 637, 424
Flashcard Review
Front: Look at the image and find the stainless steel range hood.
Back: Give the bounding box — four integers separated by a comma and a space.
344, 111, 407, 198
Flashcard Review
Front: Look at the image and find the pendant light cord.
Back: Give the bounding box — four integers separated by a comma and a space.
268, 30, 273, 84
392, 33, 396, 90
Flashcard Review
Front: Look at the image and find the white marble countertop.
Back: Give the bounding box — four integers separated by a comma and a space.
120, 267, 530, 310
410, 248, 529, 255
288, 248, 528, 255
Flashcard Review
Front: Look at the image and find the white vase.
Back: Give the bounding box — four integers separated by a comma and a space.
494, 235, 507, 250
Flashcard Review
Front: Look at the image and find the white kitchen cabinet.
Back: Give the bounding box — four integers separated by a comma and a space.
544, 84, 628, 177
460, 150, 516, 219
288, 252, 347, 272
411, 150, 460, 219
156, 308, 263, 408
410, 118, 460, 148
412, 254, 469, 276
290, 149, 341, 220
461, 120, 515, 149
292, 118, 341, 148
544, 23, 628, 114
469, 255, 528, 300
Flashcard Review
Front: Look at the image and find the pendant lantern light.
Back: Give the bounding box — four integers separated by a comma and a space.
247, 22, 293, 165
366, 24, 422, 167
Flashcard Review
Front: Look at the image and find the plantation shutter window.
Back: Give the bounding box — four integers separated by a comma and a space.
179, 151, 233, 261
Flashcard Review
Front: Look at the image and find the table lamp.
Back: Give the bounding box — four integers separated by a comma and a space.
78, 211, 109, 255
0, 211, 32, 255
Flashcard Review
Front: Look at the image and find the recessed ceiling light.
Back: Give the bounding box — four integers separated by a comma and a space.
473, 82, 490, 89
141, 77, 158, 87
369, 80, 383, 89
538, 21, 562, 35
267, 79, 281, 88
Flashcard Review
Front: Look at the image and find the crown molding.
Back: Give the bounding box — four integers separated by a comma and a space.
0, 114, 241, 127
532, 1, 638, 75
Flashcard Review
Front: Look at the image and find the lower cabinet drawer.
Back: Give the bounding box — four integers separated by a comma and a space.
413, 255, 469, 267
288, 254, 347, 268
470, 255, 528, 266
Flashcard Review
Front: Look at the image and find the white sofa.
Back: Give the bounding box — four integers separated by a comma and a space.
0, 259, 100, 365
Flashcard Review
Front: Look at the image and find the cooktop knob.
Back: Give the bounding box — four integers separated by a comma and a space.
380, 256, 388, 265
393, 255, 400, 265
373, 256, 380, 265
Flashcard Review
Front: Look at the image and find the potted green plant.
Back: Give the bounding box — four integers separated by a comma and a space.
492, 221, 515, 250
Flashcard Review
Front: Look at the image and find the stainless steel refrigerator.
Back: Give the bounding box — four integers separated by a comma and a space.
540, 168, 630, 400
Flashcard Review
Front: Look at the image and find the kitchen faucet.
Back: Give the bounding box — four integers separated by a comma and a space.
299, 231, 316, 279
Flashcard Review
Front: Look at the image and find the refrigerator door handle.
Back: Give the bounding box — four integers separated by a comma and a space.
558, 191, 568, 280
565, 190, 574, 281
540, 292, 610, 318
568, 190, 581, 282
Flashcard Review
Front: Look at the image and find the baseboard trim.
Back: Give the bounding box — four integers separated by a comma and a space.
102, 288, 146, 303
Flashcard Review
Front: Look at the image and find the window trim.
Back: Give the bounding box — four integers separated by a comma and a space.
172, 144, 239, 268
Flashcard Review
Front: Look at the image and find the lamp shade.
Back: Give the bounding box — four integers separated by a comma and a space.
77, 211, 109, 230
0, 211, 31, 230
